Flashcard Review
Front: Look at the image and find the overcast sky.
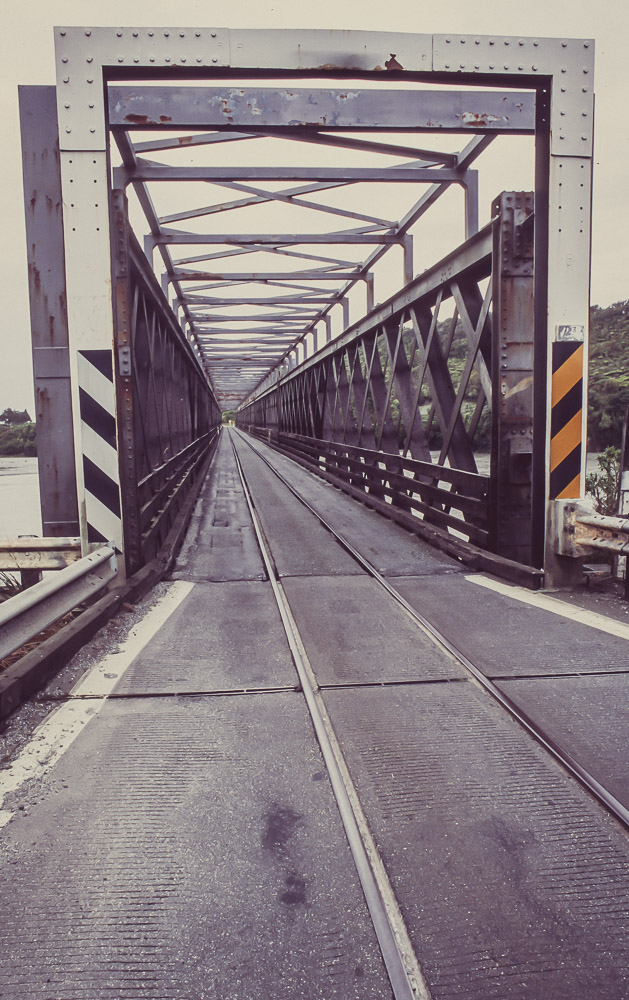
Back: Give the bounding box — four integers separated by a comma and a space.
0, 0, 627, 411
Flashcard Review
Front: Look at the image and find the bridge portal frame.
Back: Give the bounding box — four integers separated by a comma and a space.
33, 28, 593, 578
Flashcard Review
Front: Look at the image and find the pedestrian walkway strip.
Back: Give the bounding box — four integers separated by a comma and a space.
466, 573, 629, 640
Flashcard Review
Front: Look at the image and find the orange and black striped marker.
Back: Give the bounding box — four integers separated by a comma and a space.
550, 342, 583, 499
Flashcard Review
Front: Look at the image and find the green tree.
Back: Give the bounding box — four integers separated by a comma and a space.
585, 446, 620, 515
0, 408, 31, 426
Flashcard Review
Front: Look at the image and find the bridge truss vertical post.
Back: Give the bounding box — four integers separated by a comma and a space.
110, 189, 143, 575
54, 32, 124, 558
491, 192, 535, 565
19, 85, 80, 539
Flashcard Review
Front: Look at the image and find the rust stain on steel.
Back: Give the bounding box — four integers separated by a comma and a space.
314, 63, 375, 72
461, 111, 503, 127
124, 113, 171, 124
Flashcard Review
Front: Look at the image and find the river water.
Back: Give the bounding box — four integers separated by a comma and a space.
0, 458, 42, 538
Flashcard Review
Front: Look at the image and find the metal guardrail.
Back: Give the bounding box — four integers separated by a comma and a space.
574, 510, 629, 555
558, 501, 629, 558
0, 544, 117, 662
263, 430, 490, 546
0, 537, 82, 571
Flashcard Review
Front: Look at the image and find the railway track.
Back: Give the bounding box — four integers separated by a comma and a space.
3, 428, 629, 999
231, 426, 629, 998
232, 429, 629, 833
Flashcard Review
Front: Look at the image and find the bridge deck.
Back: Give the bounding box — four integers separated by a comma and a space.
2, 428, 629, 999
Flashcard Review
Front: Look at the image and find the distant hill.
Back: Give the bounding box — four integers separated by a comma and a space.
588, 301, 629, 450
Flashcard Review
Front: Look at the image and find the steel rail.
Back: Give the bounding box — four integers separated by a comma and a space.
228, 433, 427, 1000
234, 429, 629, 833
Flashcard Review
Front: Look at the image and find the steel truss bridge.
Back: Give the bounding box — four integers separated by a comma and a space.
18, 27, 594, 586
9, 27, 629, 1000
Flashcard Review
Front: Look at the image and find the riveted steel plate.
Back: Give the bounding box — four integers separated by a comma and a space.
391, 573, 629, 677
245, 437, 465, 577
283, 575, 462, 685
233, 439, 364, 577
173, 434, 267, 583
112, 581, 297, 694
496, 673, 629, 809
324, 682, 629, 998
0, 695, 392, 999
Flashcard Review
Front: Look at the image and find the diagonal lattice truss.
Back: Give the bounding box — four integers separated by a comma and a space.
242, 218, 496, 471
108, 82, 535, 408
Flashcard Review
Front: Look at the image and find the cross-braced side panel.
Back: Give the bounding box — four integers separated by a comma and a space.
239, 214, 521, 550
112, 192, 220, 572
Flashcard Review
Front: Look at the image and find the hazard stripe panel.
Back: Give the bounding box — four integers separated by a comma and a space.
78, 350, 123, 551
550, 343, 583, 500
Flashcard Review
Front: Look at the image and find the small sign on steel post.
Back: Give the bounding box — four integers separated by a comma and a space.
555, 325, 585, 343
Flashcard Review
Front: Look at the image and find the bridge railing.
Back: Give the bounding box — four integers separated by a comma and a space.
263, 431, 490, 547
238, 192, 535, 563
111, 192, 222, 575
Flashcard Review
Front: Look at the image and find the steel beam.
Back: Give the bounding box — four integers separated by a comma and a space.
120, 164, 463, 184
157, 232, 401, 245
173, 272, 362, 282
108, 86, 535, 132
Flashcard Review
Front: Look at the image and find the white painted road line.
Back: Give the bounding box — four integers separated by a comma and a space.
466, 574, 629, 641
0, 581, 194, 828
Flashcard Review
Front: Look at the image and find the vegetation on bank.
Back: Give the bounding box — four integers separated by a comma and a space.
0, 409, 36, 457
588, 301, 629, 450
586, 446, 621, 515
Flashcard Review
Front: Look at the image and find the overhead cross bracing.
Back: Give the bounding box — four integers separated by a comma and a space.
109, 82, 536, 407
